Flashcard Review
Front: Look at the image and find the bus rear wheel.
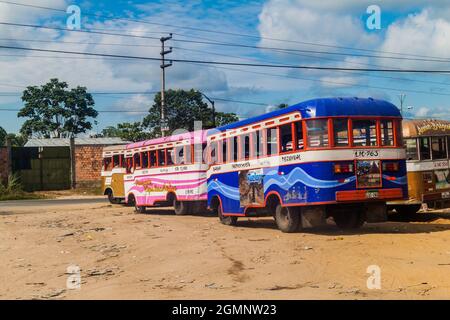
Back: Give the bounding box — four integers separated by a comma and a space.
333, 211, 365, 230
218, 205, 237, 226
275, 204, 300, 233
174, 200, 190, 215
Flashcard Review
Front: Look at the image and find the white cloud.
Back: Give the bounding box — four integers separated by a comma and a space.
379, 9, 450, 69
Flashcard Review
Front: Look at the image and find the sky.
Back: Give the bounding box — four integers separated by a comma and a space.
1, 0, 450, 134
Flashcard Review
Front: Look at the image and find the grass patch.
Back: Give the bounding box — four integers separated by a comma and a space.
0, 174, 47, 201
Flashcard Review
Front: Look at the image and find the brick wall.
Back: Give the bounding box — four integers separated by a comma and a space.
74, 145, 104, 188
0, 147, 9, 184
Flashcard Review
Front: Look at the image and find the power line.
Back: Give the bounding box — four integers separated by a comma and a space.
3, 21, 450, 66
2, 0, 449, 62
2, 44, 450, 73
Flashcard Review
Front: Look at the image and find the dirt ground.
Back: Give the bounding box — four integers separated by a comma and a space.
2, 200, 450, 300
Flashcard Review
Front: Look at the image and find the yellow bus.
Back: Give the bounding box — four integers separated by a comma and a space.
101, 144, 127, 204
399, 119, 450, 211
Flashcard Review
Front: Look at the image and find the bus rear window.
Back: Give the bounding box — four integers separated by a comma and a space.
352, 120, 377, 147
306, 119, 329, 148
333, 119, 348, 147
380, 120, 394, 146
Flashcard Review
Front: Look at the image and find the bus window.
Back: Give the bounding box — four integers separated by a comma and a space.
405, 139, 418, 160
185, 145, 192, 164
174, 146, 184, 165
251, 131, 263, 158
231, 137, 239, 162
149, 151, 156, 167
380, 120, 394, 146
222, 139, 228, 163
419, 137, 431, 160
240, 134, 251, 160
352, 120, 377, 147
158, 149, 166, 166
266, 128, 278, 156
333, 119, 348, 147
167, 148, 175, 166
142, 151, 149, 168
432, 136, 447, 160
134, 153, 141, 169
307, 119, 329, 148
280, 124, 293, 153
210, 141, 219, 164
103, 157, 112, 171
120, 155, 126, 168
112, 155, 121, 168
395, 120, 403, 146
126, 157, 132, 173
194, 143, 206, 163
295, 122, 304, 150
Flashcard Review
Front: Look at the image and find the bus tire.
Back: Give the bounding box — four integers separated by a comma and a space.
275, 204, 300, 233
333, 211, 365, 230
107, 191, 121, 204
218, 205, 238, 226
174, 200, 190, 215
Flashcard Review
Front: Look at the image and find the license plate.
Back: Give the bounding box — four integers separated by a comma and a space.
442, 191, 450, 199
366, 190, 379, 199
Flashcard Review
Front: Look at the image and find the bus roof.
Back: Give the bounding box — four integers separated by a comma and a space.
403, 119, 450, 137
210, 97, 401, 133
126, 130, 207, 150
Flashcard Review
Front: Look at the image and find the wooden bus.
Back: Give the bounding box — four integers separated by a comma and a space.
123, 130, 208, 215
101, 144, 127, 204
399, 119, 450, 210
207, 97, 408, 232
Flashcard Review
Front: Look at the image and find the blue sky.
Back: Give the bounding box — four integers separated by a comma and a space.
1, 0, 450, 135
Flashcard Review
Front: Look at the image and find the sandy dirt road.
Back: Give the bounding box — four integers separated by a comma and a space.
1, 200, 450, 300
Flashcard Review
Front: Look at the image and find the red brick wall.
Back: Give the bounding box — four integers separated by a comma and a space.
74, 145, 104, 188
0, 147, 9, 184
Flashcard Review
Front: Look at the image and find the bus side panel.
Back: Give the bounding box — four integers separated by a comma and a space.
126, 168, 207, 207
208, 160, 408, 214
208, 171, 243, 214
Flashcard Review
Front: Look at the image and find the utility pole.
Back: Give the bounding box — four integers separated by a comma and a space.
398, 94, 406, 116
160, 33, 172, 137
200, 92, 216, 128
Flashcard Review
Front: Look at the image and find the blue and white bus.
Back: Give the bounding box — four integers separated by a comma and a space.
206, 97, 408, 232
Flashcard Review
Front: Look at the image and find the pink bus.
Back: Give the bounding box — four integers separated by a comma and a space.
124, 130, 208, 215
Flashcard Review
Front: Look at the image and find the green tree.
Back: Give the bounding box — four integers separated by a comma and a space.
19, 78, 98, 138
142, 89, 238, 135
215, 112, 239, 127
6, 133, 28, 147
102, 122, 152, 142
0, 126, 6, 146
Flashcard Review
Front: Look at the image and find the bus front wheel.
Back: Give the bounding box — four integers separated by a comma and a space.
275, 204, 300, 233
218, 205, 237, 226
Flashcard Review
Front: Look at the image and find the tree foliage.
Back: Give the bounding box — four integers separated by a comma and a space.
142, 89, 239, 136
19, 78, 98, 138
101, 122, 152, 142
0, 126, 6, 146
